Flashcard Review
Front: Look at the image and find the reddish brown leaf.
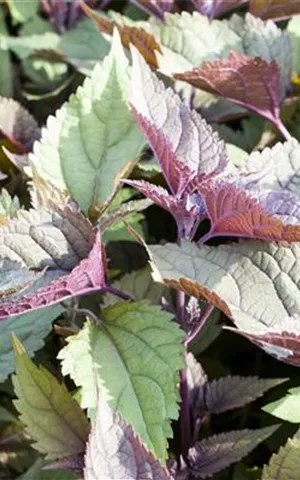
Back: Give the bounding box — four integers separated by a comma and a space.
164, 278, 232, 317
175, 52, 281, 125
197, 181, 300, 242
250, 0, 300, 21
79, 0, 161, 68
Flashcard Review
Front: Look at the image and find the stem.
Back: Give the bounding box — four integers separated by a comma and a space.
177, 290, 186, 328
176, 240, 192, 457
179, 367, 191, 458
105, 285, 134, 301
68, 0, 80, 29
276, 118, 292, 141
185, 303, 214, 348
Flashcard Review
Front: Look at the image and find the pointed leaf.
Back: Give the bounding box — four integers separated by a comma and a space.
263, 384, 300, 423
30, 31, 144, 214
58, 301, 185, 461
0, 231, 106, 319
104, 266, 165, 307
239, 139, 300, 194
130, 48, 228, 192
80, 1, 161, 68
262, 427, 300, 480
205, 376, 287, 414
238, 139, 300, 224
186, 352, 207, 411
176, 52, 282, 127
0, 97, 40, 153
0, 206, 95, 269
147, 240, 300, 364
196, 180, 300, 242
232, 316, 300, 366
149, 11, 243, 76
84, 393, 170, 479
99, 197, 152, 233
230, 13, 292, 92
188, 426, 278, 478
0, 306, 63, 381
0, 189, 20, 225
12, 335, 90, 460
250, 0, 300, 21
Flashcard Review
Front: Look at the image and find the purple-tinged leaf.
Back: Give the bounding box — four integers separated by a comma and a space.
0, 259, 43, 301
250, 0, 300, 21
238, 138, 300, 194
257, 190, 300, 226
0, 97, 40, 153
229, 316, 300, 366
0, 232, 106, 319
175, 52, 283, 128
186, 352, 207, 413
130, 111, 193, 196
0, 206, 95, 270
130, 0, 174, 19
187, 426, 278, 478
205, 376, 287, 414
126, 179, 206, 239
84, 394, 171, 480
191, 0, 249, 19
44, 454, 85, 475
130, 47, 228, 185
196, 180, 300, 242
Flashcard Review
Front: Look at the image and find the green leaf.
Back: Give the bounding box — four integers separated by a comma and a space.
58, 300, 184, 462
288, 15, 300, 74
230, 13, 292, 94
100, 187, 151, 244
263, 385, 300, 423
189, 304, 221, 355
0, 206, 94, 269
149, 11, 243, 76
0, 189, 20, 222
103, 266, 165, 307
6, 0, 38, 24
147, 240, 300, 334
0, 306, 62, 381
0, 9, 13, 97
12, 335, 90, 460
1, 18, 109, 71
31, 30, 145, 213
262, 427, 300, 480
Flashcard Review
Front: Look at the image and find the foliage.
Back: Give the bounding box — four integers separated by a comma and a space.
1, 1, 300, 479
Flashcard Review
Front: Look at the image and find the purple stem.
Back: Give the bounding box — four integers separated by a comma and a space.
105, 285, 134, 301
275, 118, 292, 141
179, 367, 191, 458
185, 303, 214, 348
68, 0, 80, 29
176, 243, 192, 457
